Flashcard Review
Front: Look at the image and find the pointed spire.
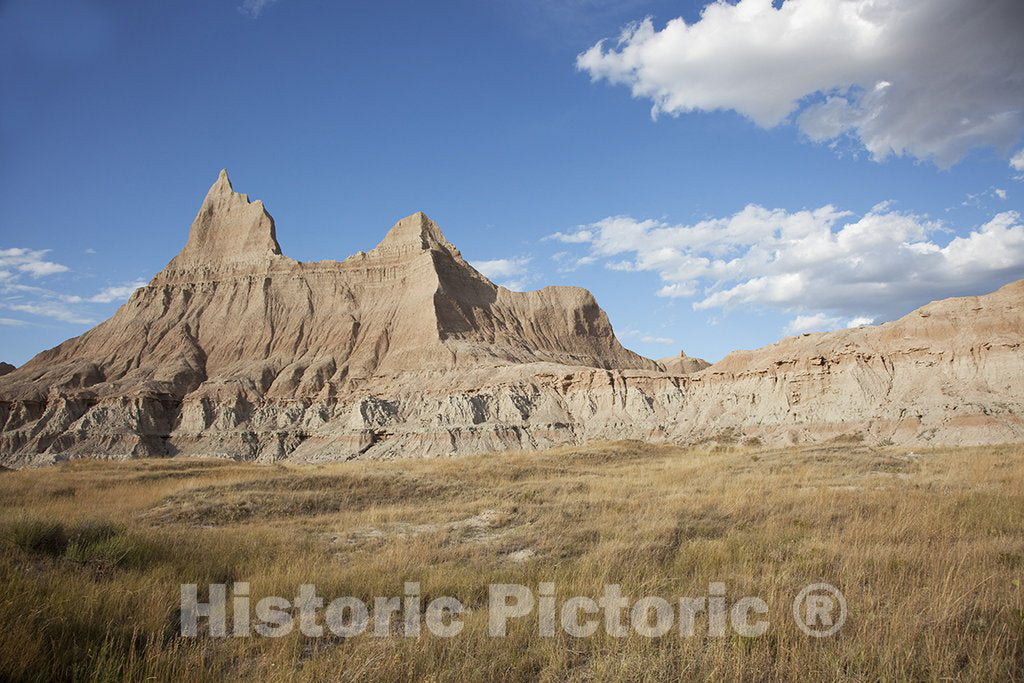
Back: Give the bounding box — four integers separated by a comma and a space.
370, 211, 458, 257
209, 168, 233, 195
161, 169, 282, 274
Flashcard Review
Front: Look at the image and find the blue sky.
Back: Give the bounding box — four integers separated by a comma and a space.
2, 0, 1023, 366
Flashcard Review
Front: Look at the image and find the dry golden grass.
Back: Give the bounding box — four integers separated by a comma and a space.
0, 441, 1022, 681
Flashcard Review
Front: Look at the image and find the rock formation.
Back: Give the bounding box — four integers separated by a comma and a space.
0, 363, 14, 377
1, 171, 1022, 465
656, 352, 710, 375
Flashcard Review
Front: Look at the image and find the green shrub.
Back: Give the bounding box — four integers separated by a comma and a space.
1, 518, 159, 568
66, 534, 160, 569
2, 518, 68, 555
67, 519, 119, 547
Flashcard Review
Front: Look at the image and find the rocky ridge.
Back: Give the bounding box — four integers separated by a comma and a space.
1, 171, 1022, 465
656, 352, 711, 375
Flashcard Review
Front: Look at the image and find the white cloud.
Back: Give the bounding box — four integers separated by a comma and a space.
1011, 150, 1024, 172
471, 257, 531, 280
0, 244, 148, 325
470, 256, 534, 291
544, 229, 594, 243
501, 278, 532, 292
239, 0, 279, 18
0, 248, 69, 278
1012, 149, 1024, 181
962, 187, 1010, 209
655, 283, 695, 298
784, 312, 875, 335
548, 205, 1024, 323
785, 313, 841, 335
577, 0, 1024, 167
621, 328, 677, 345
2, 303, 93, 325
552, 252, 598, 273
88, 280, 147, 304
0, 317, 26, 326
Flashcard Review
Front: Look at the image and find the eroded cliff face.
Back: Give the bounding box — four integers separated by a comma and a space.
0, 171, 656, 464
656, 352, 711, 375
1, 172, 1022, 466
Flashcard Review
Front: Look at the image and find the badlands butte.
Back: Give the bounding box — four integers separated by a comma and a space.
1, 171, 1023, 466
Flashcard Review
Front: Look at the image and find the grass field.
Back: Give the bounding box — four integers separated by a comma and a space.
0, 441, 1022, 681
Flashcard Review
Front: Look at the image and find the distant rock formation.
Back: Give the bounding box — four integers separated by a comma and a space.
0, 363, 14, 377
1, 171, 1022, 466
656, 352, 711, 375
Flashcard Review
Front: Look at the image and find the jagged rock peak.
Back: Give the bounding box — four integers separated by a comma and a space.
164, 169, 282, 272
369, 211, 460, 258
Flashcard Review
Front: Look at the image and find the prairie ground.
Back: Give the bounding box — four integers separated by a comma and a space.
0, 441, 1022, 681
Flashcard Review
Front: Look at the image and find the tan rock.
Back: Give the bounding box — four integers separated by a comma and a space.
1, 171, 1022, 465
656, 351, 711, 374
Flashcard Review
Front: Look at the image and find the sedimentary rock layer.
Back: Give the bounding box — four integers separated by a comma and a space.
1, 172, 1022, 465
